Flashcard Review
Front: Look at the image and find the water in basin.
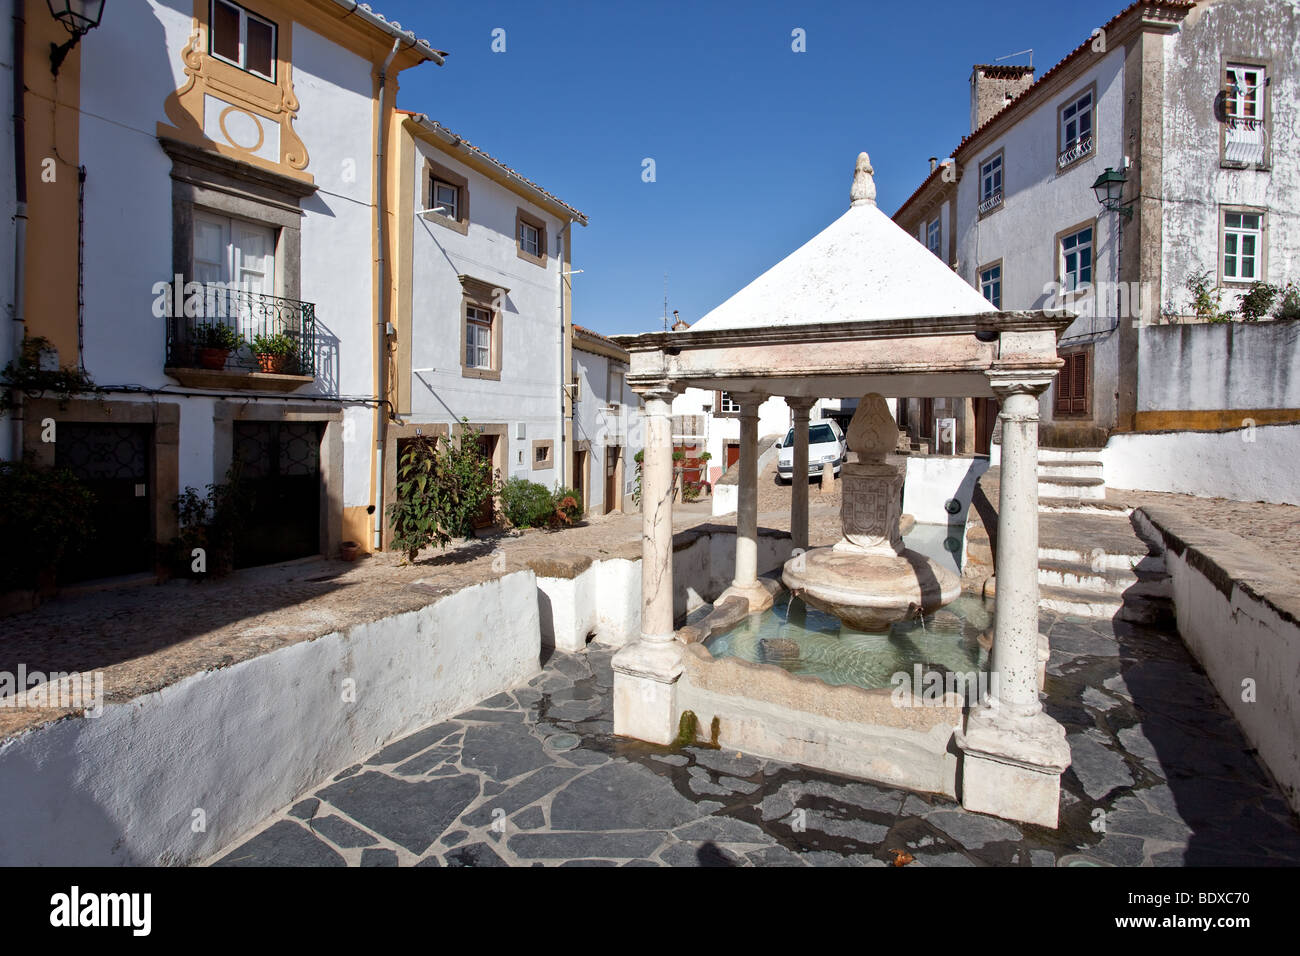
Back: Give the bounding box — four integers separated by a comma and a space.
703, 591, 992, 691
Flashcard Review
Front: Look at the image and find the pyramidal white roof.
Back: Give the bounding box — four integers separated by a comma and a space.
690, 153, 997, 332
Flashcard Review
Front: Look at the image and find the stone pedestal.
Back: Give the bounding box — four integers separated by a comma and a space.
956, 706, 1072, 828
781, 394, 959, 632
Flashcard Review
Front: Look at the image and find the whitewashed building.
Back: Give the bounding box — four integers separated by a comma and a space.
5, 0, 445, 579
570, 324, 641, 515
381, 111, 587, 535
895, 0, 1300, 461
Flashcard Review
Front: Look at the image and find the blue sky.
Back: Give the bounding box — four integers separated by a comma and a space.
384, 0, 1128, 336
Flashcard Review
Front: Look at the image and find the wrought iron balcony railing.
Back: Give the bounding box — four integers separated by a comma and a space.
165, 284, 317, 378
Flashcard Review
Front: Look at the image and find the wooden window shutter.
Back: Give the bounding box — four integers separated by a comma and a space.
1054, 351, 1090, 417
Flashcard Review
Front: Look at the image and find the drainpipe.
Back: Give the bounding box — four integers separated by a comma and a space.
370, 38, 401, 551
9, 0, 27, 462
557, 225, 568, 488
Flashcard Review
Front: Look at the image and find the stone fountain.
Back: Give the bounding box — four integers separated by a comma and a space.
781, 393, 960, 631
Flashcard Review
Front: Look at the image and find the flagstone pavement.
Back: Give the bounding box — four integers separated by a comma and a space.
211, 609, 1300, 867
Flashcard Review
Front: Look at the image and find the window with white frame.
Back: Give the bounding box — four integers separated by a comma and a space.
978, 153, 1003, 214
210, 0, 276, 82
980, 263, 1002, 309
431, 178, 460, 220
1222, 210, 1263, 282
1058, 88, 1094, 167
519, 220, 541, 257
927, 218, 942, 258
1224, 63, 1267, 165
465, 305, 493, 369
718, 391, 741, 414
193, 211, 276, 292
1059, 225, 1094, 294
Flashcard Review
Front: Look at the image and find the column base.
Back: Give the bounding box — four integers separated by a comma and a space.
715, 577, 781, 615
613, 639, 684, 745
956, 705, 1071, 828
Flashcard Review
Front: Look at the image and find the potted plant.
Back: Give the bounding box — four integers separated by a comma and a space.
193, 322, 243, 370
340, 540, 361, 562
250, 331, 299, 374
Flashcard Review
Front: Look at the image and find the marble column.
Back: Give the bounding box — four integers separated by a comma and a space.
734, 392, 763, 590
787, 397, 815, 553
613, 383, 683, 744
956, 373, 1071, 828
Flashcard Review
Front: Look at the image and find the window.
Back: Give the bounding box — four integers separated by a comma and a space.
926, 218, 942, 258
1224, 62, 1268, 166
1222, 209, 1264, 283
1058, 224, 1094, 294
515, 209, 547, 266
607, 367, 624, 406
717, 391, 741, 415
978, 151, 1003, 215
520, 221, 541, 257
465, 305, 492, 369
210, 1, 276, 82
1058, 86, 1095, 168
193, 211, 276, 292
979, 262, 1002, 309
1053, 349, 1091, 418
431, 179, 460, 221
423, 159, 469, 235
531, 439, 554, 470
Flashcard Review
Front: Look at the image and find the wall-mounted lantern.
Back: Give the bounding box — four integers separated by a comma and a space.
1090, 166, 1133, 221
47, 0, 106, 77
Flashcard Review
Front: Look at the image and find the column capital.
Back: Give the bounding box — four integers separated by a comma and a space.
729, 390, 766, 416
630, 379, 681, 405
785, 396, 817, 416
986, 369, 1055, 400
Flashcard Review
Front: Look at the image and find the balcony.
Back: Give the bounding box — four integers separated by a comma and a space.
1057, 134, 1094, 170
1224, 119, 1266, 166
164, 285, 317, 392
977, 191, 1003, 216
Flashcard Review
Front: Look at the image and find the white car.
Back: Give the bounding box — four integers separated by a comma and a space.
776, 420, 847, 482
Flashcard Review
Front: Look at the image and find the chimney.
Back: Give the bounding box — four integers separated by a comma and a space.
671, 310, 689, 331
969, 64, 1035, 131
929, 157, 938, 173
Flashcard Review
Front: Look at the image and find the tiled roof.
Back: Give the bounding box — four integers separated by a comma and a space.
893, 0, 1196, 220
399, 111, 588, 224
332, 1, 447, 62
972, 63, 1035, 78
573, 324, 630, 359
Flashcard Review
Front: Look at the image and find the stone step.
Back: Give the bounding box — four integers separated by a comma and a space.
1038, 447, 1106, 462
1039, 581, 1174, 625
1038, 512, 1156, 569
1037, 460, 1104, 480
1038, 475, 1107, 500
1037, 556, 1169, 596
1038, 496, 1132, 516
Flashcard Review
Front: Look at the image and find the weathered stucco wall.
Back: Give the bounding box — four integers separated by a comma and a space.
0, 571, 542, 865
1103, 423, 1300, 505
1138, 320, 1300, 412
1134, 506, 1300, 813
1160, 0, 1300, 315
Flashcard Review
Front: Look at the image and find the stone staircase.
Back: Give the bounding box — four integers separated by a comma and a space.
1033, 448, 1174, 625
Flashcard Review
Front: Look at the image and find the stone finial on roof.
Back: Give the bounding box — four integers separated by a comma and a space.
850, 152, 876, 207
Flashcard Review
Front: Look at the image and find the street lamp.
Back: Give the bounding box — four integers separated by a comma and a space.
47, 0, 106, 77
1091, 166, 1133, 221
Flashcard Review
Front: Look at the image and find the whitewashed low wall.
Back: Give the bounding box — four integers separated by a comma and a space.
0, 572, 541, 866
903, 455, 989, 525
537, 529, 793, 652
1134, 508, 1300, 813
1103, 423, 1300, 505
711, 482, 738, 517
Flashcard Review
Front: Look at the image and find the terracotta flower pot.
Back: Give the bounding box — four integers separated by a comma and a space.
257, 353, 295, 374
340, 541, 361, 562
197, 347, 230, 370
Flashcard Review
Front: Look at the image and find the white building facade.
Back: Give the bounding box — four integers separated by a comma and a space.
570, 325, 641, 515
382, 112, 586, 534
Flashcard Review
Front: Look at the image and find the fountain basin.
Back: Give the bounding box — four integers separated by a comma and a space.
781, 546, 962, 632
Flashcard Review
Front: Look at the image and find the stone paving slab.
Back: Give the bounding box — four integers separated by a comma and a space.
211, 607, 1300, 867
